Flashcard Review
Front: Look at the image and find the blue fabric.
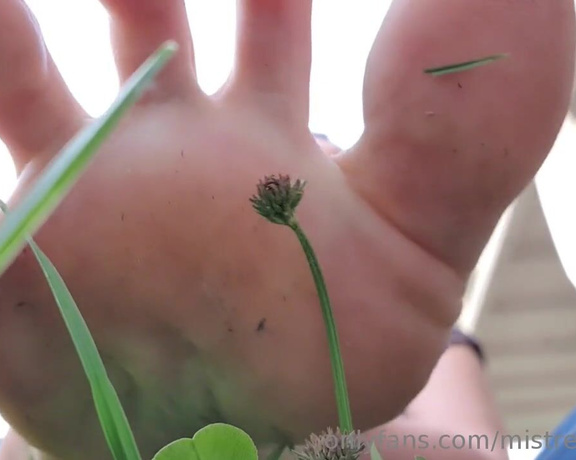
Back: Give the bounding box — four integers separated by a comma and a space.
312, 132, 329, 141
536, 407, 576, 459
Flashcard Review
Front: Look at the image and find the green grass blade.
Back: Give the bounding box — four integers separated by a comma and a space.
27, 238, 142, 460
0, 42, 178, 460
424, 53, 508, 76
266, 444, 287, 460
0, 41, 178, 277
370, 443, 383, 460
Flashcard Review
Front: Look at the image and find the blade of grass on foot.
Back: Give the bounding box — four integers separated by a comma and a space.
28, 238, 142, 460
370, 443, 384, 460
424, 53, 508, 76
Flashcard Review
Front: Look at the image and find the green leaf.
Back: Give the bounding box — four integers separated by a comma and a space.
371, 443, 384, 460
424, 53, 508, 76
0, 41, 178, 279
192, 423, 258, 459
153, 424, 258, 460
152, 439, 199, 460
414, 457, 427, 460
27, 239, 142, 460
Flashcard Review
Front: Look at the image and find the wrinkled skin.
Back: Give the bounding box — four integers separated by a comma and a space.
0, 1, 574, 459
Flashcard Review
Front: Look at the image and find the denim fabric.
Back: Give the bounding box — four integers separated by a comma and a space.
536, 407, 576, 459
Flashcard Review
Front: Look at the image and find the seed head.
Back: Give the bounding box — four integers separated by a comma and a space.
250, 174, 306, 226
292, 427, 365, 460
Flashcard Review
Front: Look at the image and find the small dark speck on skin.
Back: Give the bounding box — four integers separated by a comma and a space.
180, 150, 184, 158
121, 213, 125, 222
211, 195, 215, 200
228, 327, 234, 333
256, 318, 267, 332
282, 295, 287, 302
458, 82, 463, 89
15, 301, 28, 308
481, 142, 486, 148
504, 147, 510, 157
452, 148, 458, 154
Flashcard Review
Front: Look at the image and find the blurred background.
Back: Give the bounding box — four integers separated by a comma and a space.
2, 2, 576, 459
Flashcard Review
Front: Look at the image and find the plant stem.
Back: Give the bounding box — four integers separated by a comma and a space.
267, 444, 288, 460
288, 219, 354, 433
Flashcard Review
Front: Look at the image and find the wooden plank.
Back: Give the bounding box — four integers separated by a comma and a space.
488, 351, 576, 377
490, 367, 576, 389
504, 411, 571, 442
498, 390, 576, 413
478, 308, 576, 343
466, 182, 576, 438
486, 334, 576, 356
